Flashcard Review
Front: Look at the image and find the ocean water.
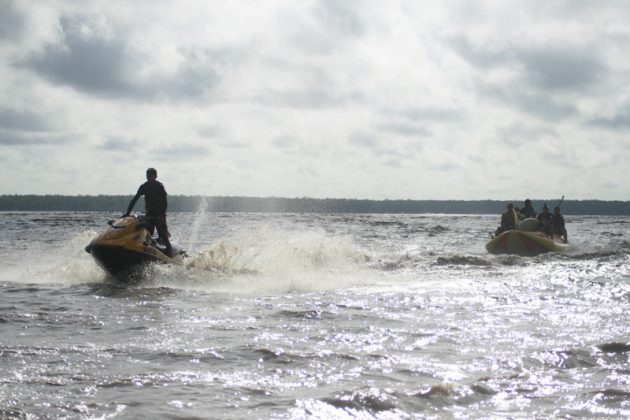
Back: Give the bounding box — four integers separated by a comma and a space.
0, 211, 629, 419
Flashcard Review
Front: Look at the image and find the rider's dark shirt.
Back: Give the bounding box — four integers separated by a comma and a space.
134, 181, 167, 216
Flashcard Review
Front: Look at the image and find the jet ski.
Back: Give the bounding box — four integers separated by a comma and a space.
85, 215, 186, 279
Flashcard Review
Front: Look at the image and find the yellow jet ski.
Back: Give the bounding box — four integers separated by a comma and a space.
85, 215, 186, 278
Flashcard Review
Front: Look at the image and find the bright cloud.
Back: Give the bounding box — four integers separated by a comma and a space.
1, 0, 629, 199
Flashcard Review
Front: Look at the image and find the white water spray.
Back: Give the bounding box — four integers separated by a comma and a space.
187, 197, 208, 252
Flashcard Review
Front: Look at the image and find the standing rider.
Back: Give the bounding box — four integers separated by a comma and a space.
123, 168, 172, 257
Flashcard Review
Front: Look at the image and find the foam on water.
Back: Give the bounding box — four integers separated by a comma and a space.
149, 226, 380, 294
0, 221, 380, 295
0, 230, 106, 285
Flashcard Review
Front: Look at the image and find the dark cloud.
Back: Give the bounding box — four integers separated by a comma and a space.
0, 108, 55, 132
0, 129, 73, 146
514, 47, 603, 91
21, 17, 231, 102
588, 106, 630, 130
478, 82, 577, 121
23, 17, 133, 97
0, 0, 25, 42
449, 36, 605, 93
100, 137, 139, 151
0, 107, 65, 147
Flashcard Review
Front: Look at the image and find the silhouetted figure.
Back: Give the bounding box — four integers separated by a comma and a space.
551, 206, 568, 243
124, 168, 172, 257
496, 203, 516, 236
537, 204, 553, 237
521, 199, 537, 219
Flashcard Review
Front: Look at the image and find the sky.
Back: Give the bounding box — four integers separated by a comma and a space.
1, 0, 629, 200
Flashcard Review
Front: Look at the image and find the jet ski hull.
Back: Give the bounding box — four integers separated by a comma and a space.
87, 244, 166, 278
86, 216, 185, 280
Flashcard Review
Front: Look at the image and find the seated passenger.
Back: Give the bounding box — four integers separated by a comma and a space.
537, 204, 553, 236
496, 203, 517, 235
521, 199, 537, 219
551, 206, 568, 243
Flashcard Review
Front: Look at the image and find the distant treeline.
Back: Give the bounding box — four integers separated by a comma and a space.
1, 195, 629, 215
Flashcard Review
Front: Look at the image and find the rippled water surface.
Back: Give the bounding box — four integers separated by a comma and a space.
1, 211, 629, 418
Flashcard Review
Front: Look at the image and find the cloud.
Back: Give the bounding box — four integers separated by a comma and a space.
448, 36, 510, 69
588, 105, 630, 130
348, 132, 379, 147
0, 0, 26, 42
449, 35, 606, 121
514, 47, 604, 92
149, 143, 211, 161
100, 136, 140, 152
0, 107, 55, 132
377, 121, 431, 137
390, 107, 464, 123
496, 122, 557, 147
21, 16, 236, 102
0, 129, 74, 146
23, 16, 132, 96
257, 86, 359, 109
450, 37, 604, 92
2, 1, 630, 199
478, 82, 578, 121
312, 0, 364, 38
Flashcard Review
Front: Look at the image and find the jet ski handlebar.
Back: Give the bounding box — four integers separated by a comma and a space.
107, 215, 150, 230
107, 219, 126, 229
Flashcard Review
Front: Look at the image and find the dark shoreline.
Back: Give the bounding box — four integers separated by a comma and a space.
1, 195, 629, 215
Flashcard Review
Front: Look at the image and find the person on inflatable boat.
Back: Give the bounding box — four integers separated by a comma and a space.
537, 204, 553, 237
520, 199, 537, 219
551, 206, 568, 243
495, 203, 517, 236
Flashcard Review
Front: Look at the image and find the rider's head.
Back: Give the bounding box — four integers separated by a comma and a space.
146, 167, 157, 181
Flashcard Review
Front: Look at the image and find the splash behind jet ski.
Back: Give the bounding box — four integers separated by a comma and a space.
85, 215, 186, 280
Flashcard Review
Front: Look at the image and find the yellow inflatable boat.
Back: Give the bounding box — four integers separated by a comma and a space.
486, 214, 569, 256
486, 230, 568, 256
